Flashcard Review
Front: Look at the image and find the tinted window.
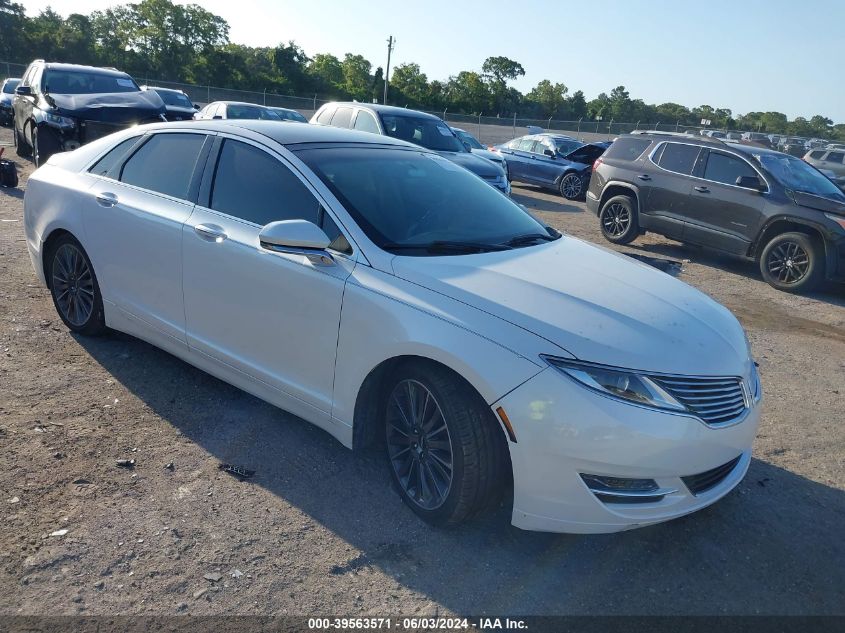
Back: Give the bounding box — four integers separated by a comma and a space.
331, 107, 354, 128
43, 69, 139, 94
809, 151, 825, 160
89, 137, 142, 177
353, 111, 380, 134
657, 143, 701, 175
603, 137, 651, 161
226, 104, 280, 120
315, 106, 335, 124
380, 114, 465, 152
827, 152, 845, 163
704, 152, 758, 186
155, 89, 192, 108
120, 133, 206, 199
211, 140, 321, 226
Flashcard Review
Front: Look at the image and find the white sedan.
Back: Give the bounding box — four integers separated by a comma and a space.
23, 121, 761, 533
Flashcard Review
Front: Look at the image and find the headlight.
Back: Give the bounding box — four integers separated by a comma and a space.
544, 357, 687, 412
44, 112, 76, 128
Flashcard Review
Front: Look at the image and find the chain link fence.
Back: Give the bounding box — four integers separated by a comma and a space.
2, 59, 721, 144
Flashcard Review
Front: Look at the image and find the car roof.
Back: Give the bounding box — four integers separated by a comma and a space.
324, 102, 441, 120
617, 132, 788, 157
39, 62, 131, 77
210, 101, 275, 108
137, 119, 415, 148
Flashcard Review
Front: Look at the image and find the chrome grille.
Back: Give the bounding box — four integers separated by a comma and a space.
650, 375, 747, 425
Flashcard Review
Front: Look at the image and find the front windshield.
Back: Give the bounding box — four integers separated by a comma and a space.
380, 114, 466, 152
757, 153, 845, 200
227, 105, 281, 120
553, 138, 583, 154
43, 70, 139, 94
2, 79, 20, 94
455, 130, 485, 150
297, 147, 553, 253
155, 89, 192, 108
276, 109, 307, 122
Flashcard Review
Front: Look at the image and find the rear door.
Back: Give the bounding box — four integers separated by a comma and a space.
85, 130, 211, 342
640, 141, 702, 239
684, 149, 767, 254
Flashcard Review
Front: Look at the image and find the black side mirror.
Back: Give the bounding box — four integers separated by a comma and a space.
15, 85, 32, 97
193, 103, 200, 110
736, 175, 765, 191
212, 115, 222, 120
543, 148, 556, 158
461, 140, 472, 152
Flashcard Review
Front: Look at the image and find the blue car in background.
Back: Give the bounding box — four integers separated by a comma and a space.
495, 133, 611, 200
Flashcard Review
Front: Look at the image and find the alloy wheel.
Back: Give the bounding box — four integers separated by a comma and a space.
766, 240, 810, 284
386, 379, 454, 511
601, 202, 630, 237
560, 173, 582, 199
52, 243, 96, 327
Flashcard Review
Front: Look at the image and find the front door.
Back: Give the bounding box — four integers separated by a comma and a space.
182, 137, 356, 416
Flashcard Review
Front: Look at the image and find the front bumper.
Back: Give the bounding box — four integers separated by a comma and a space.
494, 367, 760, 533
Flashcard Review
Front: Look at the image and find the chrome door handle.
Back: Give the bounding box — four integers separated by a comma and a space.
637, 174, 651, 181
194, 223, 228, 242
694, 186, 710, 193
95, 192, 118, 207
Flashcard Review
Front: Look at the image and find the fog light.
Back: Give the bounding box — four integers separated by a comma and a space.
580, 473, 675, 505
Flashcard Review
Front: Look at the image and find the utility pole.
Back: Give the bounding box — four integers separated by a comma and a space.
383, 35, 395, 105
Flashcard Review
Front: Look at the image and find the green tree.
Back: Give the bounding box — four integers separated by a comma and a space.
481, 56, 524, 115
272, 41, 310, 93
0, 0, 30, 61
341, 53, 372, 100
308, 53, 344, 93
526, 79, 568, 118
446, 71, 490, 113
568, 90, 588, 119
390, 62, 429, 106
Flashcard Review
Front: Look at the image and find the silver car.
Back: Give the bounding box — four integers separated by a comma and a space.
805, 148, 845, 189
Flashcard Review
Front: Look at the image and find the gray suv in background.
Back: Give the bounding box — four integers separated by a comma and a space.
310, 102, 509, 194
586, 133, 845, 293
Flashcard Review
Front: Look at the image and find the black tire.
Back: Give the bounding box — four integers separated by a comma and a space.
46, 234, 106, 336
384, 362, 509, 526
599, 194, 639, 244
759, 231, 824, 293
15, 124, 31, 158
559, 172, 584, 200
33, 125, 59, 167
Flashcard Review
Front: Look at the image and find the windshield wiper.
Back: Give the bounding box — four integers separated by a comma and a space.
382, 240, 513, 254
503, 231, 560, 247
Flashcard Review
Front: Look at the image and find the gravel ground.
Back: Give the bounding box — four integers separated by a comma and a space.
0, 126, 843, 617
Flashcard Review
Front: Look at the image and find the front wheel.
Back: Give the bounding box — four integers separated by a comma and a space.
47, 234, 106, 335
599, 194, 639, 244
559, 172, 584, 200
384, 363, 508, 526
759, 232, 824, 293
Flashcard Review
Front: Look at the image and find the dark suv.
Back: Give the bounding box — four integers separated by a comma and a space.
13, 60, 166, 166
586, 133, 845, 293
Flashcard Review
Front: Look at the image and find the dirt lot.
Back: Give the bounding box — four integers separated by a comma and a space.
0, 125, 843, 617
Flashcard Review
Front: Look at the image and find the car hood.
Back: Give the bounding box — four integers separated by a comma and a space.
470, 148, 504, 163
436, 150, 503, 177
792, 190, 845, 212
46, 91, 166, 123
391, 236, 750, 376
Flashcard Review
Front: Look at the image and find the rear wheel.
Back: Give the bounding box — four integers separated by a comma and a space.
759, 232, 824, 293
384, 362, 508, 526
559, 172, 584, 200
599, 194, 639, 244
47, 234, 106, 335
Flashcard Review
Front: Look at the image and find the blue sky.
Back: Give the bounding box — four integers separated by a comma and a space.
21, 0, 845, 123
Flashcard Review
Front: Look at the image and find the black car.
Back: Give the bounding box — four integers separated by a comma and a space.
142, 85, 198, 121
586, 133, 845, 293
0, 78, 21, 126
268, 107, 308, 123
13, 60, 166, 166
495, 134, 610, 199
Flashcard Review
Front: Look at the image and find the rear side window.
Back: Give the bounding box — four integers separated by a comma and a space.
89, 137, 142, 177
353, 111, 380, 134
602, 137, 651, 162
827, 152, 845, 163
703, 152, 758, 187
315, 106, 335, 124
120, 133, 206, 199
656, 143, 701, 175
809, 151, 825, 160
330, 107, 354, 128
210, 140, 321, 226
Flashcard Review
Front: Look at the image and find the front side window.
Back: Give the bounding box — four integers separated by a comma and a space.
43, 69, 139, 94
517, 138, 535, 151
353, 111, 380, 134
297, 147, 554, 253
120, 133, 206, 199
656, 142, 701, 175
826, 152, 845, 164
703, 152, 759, 187
380, 114, 465, 152
210, 140, 321, 227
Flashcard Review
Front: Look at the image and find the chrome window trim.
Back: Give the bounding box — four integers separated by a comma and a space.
647, 140, 771, 193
